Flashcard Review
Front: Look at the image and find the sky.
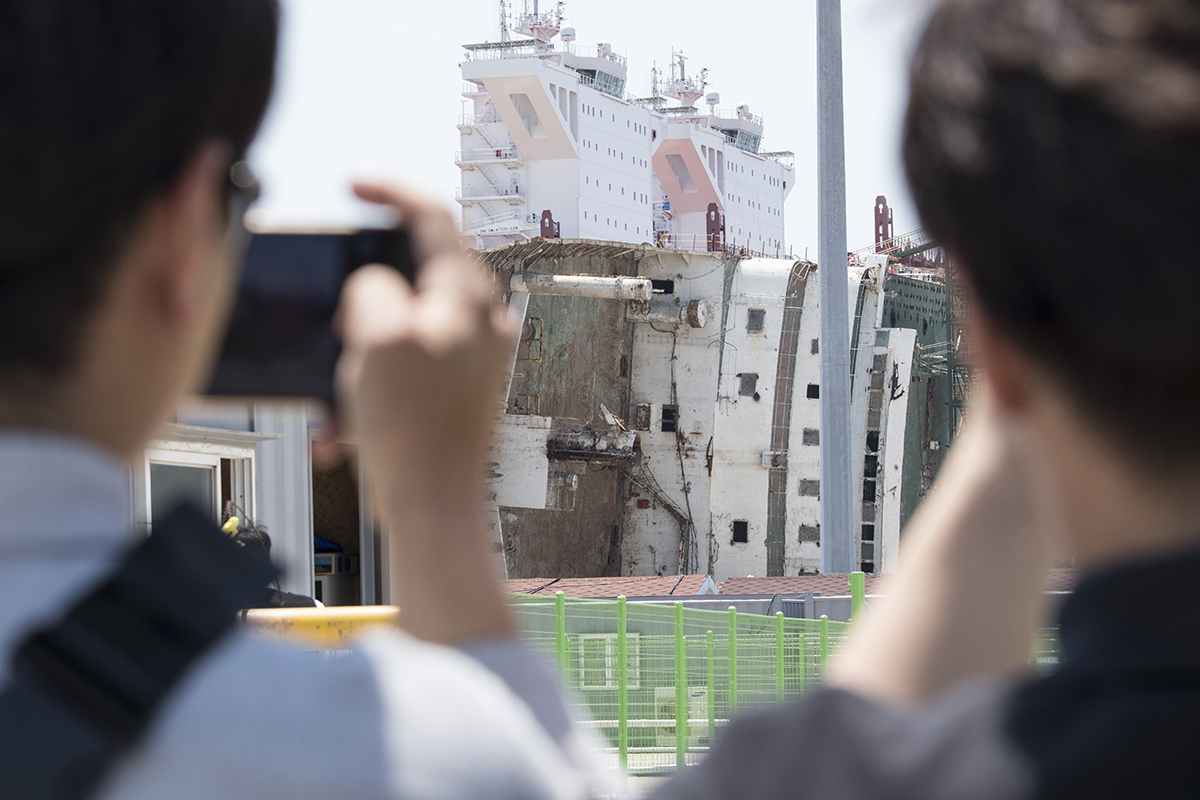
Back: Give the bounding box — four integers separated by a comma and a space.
250, 0, 933, 256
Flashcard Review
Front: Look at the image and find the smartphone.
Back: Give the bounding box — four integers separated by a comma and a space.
205, 228, 416, 402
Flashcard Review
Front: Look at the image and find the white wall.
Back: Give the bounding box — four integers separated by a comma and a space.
253, 404, 315, 597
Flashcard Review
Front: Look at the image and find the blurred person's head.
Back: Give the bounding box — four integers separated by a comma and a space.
0, 0, 278, 456
233, 524, 272, 558
905, 0, 1200, 489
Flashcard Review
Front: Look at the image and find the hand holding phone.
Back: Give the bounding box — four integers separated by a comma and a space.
331, 183, 517, 645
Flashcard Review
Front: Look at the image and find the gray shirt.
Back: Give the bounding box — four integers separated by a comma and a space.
0, 431, 593, 800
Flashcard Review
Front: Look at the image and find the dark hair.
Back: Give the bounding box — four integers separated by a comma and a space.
0, 0, 279, 385
905, 0, 1200, 474
234, 524, 272, 558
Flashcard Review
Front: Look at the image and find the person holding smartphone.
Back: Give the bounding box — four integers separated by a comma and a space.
0, 2, 593, 797
653, 0, 1200, 798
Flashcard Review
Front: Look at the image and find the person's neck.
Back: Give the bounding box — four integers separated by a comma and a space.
0, 374, 155, 462
1031, 402, 1199, 572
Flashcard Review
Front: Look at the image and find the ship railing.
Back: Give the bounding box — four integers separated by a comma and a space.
456, 185, 525, 200
463, 41, 542, 61
760, 151, 796, 169
459, 110, 505, 127
463, 210, 531, 232
558, 44, 628, 67
456, 146, 522, 163
652, 232, 793, 260
600, 50, 628, 67
462, 81, 488, 95
708, 107, 765, 128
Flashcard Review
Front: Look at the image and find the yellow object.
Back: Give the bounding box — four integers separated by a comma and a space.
221, 517, 240, 535
242, 606, 400, 650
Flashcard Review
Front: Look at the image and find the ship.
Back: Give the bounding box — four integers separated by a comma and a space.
465, 3, 956, 582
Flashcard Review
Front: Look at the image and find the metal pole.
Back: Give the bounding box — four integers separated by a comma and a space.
674, 601, 687, 770
617, 596, 628, 775
775, 612, 785, 702
849, 571, 866, 620
819, 614, 830, 680
817, 0, 855, 574
798, 624, 808, 691
727, 606, 738, 716
555, 591, 567, 678
706, 630, 715, 743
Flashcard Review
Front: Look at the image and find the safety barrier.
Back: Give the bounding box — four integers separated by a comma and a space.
240, 574, 1061, 779
511, 593, 850, 774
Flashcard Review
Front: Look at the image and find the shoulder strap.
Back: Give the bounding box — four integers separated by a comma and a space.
0, 504, 277, 800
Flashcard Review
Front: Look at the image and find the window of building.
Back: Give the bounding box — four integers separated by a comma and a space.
661, 405, 678, 433
866, 431, 879, 452
732, 520, 749, 543
799, 524, 820, 543
635, 403, 652, 431
806, 384, 820, 399
651, 279, 675, 294
863, 454, 878, 478
135, 425, 266, 535
799, 479, 820, 497
802, 428, 819, 446
738, 373, 758, 397
862, 480, 877, 503
578, 633, 640, 690
861, 524, 875, 542
746, 308, 766, 333
149, 458, 218, 524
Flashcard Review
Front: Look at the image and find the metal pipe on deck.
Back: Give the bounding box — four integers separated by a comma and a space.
509, 272, 653, 302
634, 298, 708, 329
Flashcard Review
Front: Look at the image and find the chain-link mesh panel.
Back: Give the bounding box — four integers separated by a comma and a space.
510, 595, 851, 776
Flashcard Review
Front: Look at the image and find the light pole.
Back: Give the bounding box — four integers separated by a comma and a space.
817, 0, 855, 574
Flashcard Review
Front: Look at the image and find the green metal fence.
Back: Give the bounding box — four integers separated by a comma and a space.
511, 593, 852, 775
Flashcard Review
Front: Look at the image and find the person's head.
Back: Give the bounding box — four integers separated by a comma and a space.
905, 0, 1200, 493
0, 0, 278, 456
234, 524, 272, 558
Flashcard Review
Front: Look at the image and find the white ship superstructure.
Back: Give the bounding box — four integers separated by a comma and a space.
458, 2, 795, 255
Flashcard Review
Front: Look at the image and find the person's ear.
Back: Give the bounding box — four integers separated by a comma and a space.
142, 140, 231, 331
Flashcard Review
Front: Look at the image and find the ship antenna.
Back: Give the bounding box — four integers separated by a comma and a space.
499, 0, 510, 42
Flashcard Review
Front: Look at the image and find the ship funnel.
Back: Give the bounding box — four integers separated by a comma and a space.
705, 92, 720, 107
560, 26, 576, 42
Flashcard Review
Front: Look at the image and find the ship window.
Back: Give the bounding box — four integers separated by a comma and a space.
651, 280, 674, 294
732, 520, 749, 544
661, 405, 678, 433
746, 308, 766, 333
807, 384, 820, 399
